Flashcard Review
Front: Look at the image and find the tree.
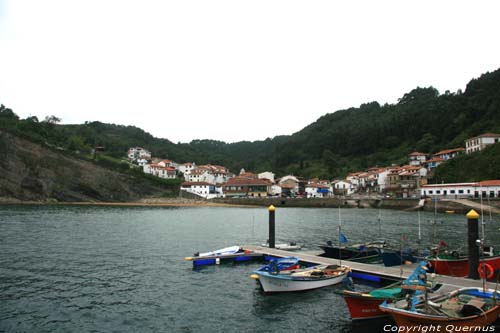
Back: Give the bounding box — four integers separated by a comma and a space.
43, 115, 61, 124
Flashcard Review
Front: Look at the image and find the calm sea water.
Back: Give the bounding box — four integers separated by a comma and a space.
1, 205, 499, 333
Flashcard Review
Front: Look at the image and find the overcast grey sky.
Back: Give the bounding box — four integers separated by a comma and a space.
1, 0, 500, 143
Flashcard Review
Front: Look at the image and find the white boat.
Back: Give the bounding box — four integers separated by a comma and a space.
195, 245, 242, 257
251, 264, 349, 293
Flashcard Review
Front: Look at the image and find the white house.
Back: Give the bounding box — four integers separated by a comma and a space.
433, 148, 465, 160
180, 181, 221, 199
374, 168, 391, 192
420, 180, 500, 199
465, 133, 500, 154
258, 171, 275, 183
305, 183, 332, 198
136, 158, 149, 167
333, 180, 355, 196
177, 162, 196, 176
186, 168, 214, 183
408, 152, 427, 166
128, 147, 151, 162
270, 184, 282, 196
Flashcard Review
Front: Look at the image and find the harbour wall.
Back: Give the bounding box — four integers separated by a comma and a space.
211, 197, 500, 214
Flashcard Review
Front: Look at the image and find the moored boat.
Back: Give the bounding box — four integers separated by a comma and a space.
426, 246, 500, 279
379, 247, 421, 267
379, 287, 500, 332
185, 245, 262, 267
320, 240, 386, 263
251, 264, 349, 293
341, 261, 436, 321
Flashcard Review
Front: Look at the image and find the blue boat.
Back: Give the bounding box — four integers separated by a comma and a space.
257, 256, 300, 273
379, 248, 422, 267
185, 245, 263, 267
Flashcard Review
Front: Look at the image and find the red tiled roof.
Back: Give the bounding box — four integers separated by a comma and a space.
479, 180, 500, 186
434, 148, 465, 156
224, 177, 271, 186
409, 152, 427, 156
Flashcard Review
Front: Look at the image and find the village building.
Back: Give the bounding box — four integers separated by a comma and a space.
420, 180, 500, 199
304, 179, 333, 198
433, 148, 465, 160
177, 162, 196, 176
144, 163, 177, 179
278, 175, 300, 197
333, 180, 355, 196
185, 164, 230, 184
425, 157, 444, 170
180, 181, 221, 199
222, 175, 272, 198
128, 147, 151, 162
408, 152, 427, 166
346, 172, 363, 192
258, 171, 275, 183
465, 133, 500, 154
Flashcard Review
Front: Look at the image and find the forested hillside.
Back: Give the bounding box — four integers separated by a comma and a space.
1, 68, 499, 181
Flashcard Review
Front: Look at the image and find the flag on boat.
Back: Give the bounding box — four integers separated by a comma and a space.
339, 232, 348, 244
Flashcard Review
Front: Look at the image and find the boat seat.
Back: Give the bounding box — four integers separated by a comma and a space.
466, 298, 485, 309
440, 302, 463, 312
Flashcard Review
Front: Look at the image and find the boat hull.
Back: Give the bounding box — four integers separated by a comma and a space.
427, 255, 500, 278
381, 305, 500, 332
255, 271, 347, 293
320, 246, 381, 263
379, 287, 500, 332
342, 291, 389, 320
381, 250, 420, 267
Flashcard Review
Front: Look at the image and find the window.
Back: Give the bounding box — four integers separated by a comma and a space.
458, 190, 464, 194
429, 190, 433, 194
450, 190, 455, 194
436, 190, 441, 194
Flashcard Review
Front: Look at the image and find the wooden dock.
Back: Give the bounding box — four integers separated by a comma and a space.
243, 245, 497, 290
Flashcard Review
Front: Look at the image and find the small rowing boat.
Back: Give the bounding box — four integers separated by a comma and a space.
251, 264, 349, 293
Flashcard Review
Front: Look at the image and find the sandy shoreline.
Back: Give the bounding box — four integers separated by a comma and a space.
0, 197, 254, 208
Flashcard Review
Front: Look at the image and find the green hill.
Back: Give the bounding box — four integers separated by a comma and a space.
1, 68, 500, 181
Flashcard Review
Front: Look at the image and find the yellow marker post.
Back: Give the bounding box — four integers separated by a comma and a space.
466, 209, 480, 280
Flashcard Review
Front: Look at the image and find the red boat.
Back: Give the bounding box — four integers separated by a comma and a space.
427, 254, 500, 279
379, 287, 500, 332
342, 286, 401, 320
342, 261, 446, 321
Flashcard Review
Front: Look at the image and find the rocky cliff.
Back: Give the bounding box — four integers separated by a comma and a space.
0, 130, 167, 202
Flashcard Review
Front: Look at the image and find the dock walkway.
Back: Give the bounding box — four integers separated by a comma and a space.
243, 245, 497, 290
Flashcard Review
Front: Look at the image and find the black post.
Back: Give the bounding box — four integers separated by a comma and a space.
268, 205, 275, 248
467, 209, 480, 280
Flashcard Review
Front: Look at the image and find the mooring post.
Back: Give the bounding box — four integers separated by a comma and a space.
268, 205, 275, 248
467, 209, 480, 280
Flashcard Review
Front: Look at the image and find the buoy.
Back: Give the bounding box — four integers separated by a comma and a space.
216, 257, 220, 265
478, 263, 494, 279
184, 257, 193, 261
250, 274, 259, 280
